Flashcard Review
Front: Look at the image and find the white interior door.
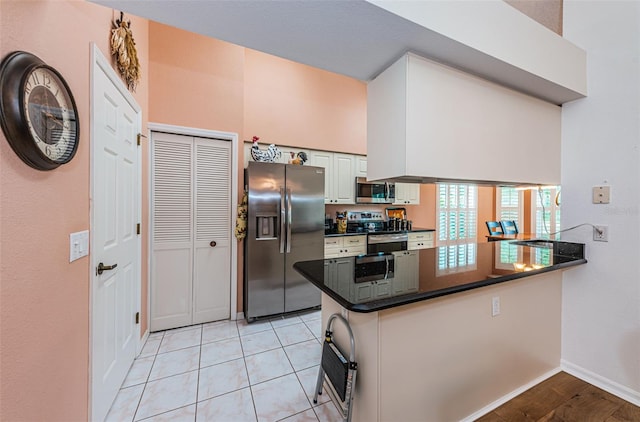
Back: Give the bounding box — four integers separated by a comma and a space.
193, 137, 231, 323
151, 132, 194, 331
91, 46, 141, 422
151, 133, 231, 331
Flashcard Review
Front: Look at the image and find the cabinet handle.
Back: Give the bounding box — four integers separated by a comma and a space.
210, 241, 217, 247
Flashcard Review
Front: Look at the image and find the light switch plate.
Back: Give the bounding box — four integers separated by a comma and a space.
592, 186, 610, 204
70, 230, 89, 262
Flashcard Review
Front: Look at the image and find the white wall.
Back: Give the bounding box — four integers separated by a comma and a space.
561, 1, 640, 404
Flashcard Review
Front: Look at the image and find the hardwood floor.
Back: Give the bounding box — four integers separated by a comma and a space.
476, 372, 640, 422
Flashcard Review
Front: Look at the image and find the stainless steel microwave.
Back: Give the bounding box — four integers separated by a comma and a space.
355, 177, 395, 204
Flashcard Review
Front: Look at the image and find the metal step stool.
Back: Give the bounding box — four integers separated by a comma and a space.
313, 313, 358, 422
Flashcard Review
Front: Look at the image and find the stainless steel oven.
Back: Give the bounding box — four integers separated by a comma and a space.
354, 254, 394, 283
367, 233, 408, 254
355, 177, 395, 204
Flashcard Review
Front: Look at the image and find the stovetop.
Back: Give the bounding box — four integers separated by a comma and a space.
346, 210, 387, 233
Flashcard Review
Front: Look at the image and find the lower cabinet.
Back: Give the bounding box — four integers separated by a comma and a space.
391, 250, 420, 295
324, 257, 353, 299
407, 231, 434, 250
324, 235, 367, 258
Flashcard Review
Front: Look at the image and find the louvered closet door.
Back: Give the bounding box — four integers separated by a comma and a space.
193, 137, 231, 323
151, 133, 194, 331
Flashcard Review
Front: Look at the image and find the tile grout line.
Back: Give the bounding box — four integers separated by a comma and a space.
130, 331, 164, 422
194, 323, 203, 421
237, 319, 260, 422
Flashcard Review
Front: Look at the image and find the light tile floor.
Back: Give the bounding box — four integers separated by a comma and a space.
106, 310, 342, 422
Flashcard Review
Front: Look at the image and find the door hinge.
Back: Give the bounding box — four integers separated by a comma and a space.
135, 312, 140, 324
136, 223, 141, 235
137, 133, 147, 146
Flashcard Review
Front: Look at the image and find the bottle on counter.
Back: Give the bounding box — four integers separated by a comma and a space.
336, 211, 347, 234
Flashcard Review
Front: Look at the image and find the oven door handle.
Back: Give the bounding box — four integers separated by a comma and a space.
368, 234, 409, 244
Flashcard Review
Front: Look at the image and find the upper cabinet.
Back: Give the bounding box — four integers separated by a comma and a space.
354, 156, 367, 179
310, 151, 355, 204
394, 183, 420, 205
244, 143, 366, 205
367, 53, 561, 186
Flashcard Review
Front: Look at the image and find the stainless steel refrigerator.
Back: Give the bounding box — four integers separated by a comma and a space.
244, 161, 325, 321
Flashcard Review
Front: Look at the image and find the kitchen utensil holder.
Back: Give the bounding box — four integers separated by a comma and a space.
314, 313, 358, 422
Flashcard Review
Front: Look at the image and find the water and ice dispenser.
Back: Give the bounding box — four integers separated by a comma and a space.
255, 214, 278, 239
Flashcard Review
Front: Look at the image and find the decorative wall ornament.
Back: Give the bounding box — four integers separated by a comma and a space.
110, 12, 140, 91
249, 135, 282, 162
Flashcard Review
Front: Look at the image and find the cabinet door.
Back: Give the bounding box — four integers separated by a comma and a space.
394, 183, 420, 204
342, 235, 366, 257
310, 151, 334, 203
333, 153, 355, 204
408, 232, 434, 249
406, 183, 420, 204
335, 258, 354, 298
392, 251, 419, 294
355, 156, 367, 179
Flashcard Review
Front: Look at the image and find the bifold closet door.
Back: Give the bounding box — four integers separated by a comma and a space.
193, 137, 231, 324
151, 132, 231, 331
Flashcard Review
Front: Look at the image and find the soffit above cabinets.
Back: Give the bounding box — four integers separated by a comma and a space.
91, 0, 586, 104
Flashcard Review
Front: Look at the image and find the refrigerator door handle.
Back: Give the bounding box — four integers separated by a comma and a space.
279, 186, 286, 254
286, 188, 292, 253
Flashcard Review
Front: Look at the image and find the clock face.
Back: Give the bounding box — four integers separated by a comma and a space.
23, 66, 78, 163
0, 51, 79, 171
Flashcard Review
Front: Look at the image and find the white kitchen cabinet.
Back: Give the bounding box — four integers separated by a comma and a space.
367, 53, 561, 185
355, 155, 368, 179
407, 231, 434, 250
324, 257, 354, 298
394, 183, 420, 205
391, 250, 420, 295
310, 151, 355, 204
324, 235, 367, 258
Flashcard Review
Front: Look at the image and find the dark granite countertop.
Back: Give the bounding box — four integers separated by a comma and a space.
294, 240, 586, 313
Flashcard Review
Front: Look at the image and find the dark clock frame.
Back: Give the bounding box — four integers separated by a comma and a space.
0, 51, 79, 171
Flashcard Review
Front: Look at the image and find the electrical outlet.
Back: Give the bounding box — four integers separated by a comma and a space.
593, 225, 609, 242
492, 296, 500, 317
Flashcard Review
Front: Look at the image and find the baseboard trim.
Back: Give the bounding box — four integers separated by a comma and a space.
460, 367, 562, 422
561, 359, 640, 406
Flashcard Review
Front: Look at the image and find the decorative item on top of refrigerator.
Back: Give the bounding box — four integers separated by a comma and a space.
244, 161, 325, 321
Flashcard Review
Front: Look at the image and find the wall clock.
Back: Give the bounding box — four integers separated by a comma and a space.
0, 51, 79, 170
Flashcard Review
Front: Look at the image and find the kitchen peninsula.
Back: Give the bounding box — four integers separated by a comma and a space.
294, 240, 586, 421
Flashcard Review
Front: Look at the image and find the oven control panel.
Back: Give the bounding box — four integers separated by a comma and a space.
346, 211, 384, 222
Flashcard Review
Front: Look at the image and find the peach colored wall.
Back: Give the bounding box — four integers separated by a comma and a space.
0, 1, 149, 420
147, 22, 245, 133
147, 23, 367, 311
243, 49, 367, 154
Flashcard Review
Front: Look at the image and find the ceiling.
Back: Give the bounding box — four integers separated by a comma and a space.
90, 0, 583, 104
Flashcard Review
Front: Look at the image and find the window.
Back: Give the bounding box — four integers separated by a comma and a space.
532, 186, 561, 237
437, 184, 477, 274
437, 184, 477, 244
496, 187, 524, 229
495, 187, 524, 268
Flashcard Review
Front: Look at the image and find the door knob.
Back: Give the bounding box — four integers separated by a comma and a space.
210, 241, 217, 247
96, 262, 118, 275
